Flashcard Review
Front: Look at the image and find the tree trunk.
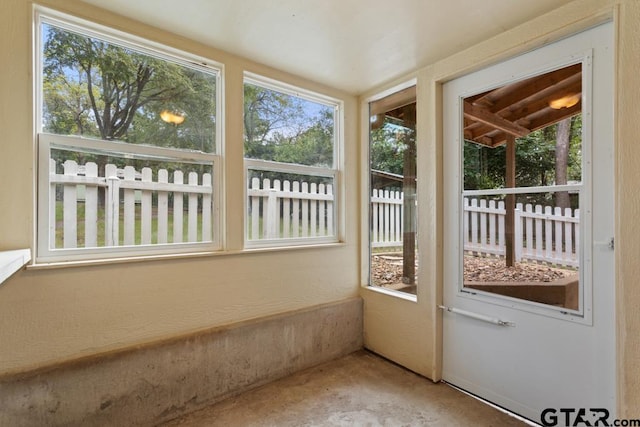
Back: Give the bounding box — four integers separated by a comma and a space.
555, 118, 571, 209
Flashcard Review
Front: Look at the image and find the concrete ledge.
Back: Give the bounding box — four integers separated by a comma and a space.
0, 297, 363, 426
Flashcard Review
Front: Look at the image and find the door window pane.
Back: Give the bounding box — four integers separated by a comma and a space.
461, 64, 583, 311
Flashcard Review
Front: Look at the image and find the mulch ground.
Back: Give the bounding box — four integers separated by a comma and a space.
371, 253, 575, 287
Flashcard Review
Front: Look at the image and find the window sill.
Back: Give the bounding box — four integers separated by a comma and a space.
0, 249, 31, 285
361, 284, 418, 303
27, 242, 346, 270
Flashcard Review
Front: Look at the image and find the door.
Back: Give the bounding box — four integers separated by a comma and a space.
361, 81, 435, 377
442, 23, 615, 422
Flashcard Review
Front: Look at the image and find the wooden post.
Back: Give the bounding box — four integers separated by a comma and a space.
402, 139, 417, 284
505, 134, 516, 266
402, 104, 417, 284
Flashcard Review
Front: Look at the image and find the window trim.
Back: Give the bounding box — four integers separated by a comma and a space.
242, 73, 343, 248
34, 6, 224, 263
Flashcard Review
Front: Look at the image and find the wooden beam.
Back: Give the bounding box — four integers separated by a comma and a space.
369, 86, 417, 116
463, 101, 530, 138
480, 64, 581, 113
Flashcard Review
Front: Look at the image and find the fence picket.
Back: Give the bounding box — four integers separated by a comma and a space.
158, 169, 169, 244
554, 206, 563, 263
470, 198, 479, 248
301, 182, 309, 237
84, 163, 98, 248
123, 166, 136, 245
264, 179, 277, 239
544, 205, 553, 260
173, 171, 183, 243
63, 160, 78, 248
105, 164, 120, 246
187, 172, 198, 242
463, 197, 469, 248
251, 177, 260, 240
292, 181, 300, 238
282, 180, 291, 238
498, 201, 506, 250
202, 173, 212, 242
535, 204, 543, 258
142, 168, 153, 244
564, 207, 573, 262
372, 189, 379, 244
489, 200, 496, 249
525, 203, 533, 257
310, 182, 317, 237
480, 199, 487, 248
318, 184, 326, 236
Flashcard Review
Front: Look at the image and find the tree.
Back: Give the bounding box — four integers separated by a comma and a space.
555, 117, 572, 209
243, 83, 334, 168
243, 83, 301, 161
370, 124, 406, 177
43, 24, 216, 152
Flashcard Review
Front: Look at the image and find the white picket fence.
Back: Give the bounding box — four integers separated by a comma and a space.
372, 192, 580, 268
247, 177, 334, 240
50, 159, 213, 248
371, 189, 403, 247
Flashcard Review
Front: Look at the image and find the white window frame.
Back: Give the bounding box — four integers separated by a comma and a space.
243, 73, 343, 248
34, 7, 224, 263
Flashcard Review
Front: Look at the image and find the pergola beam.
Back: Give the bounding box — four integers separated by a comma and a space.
463, 101, 530, 138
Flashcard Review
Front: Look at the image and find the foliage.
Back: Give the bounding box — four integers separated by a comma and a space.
243, 83, 334, 168
369, 123, 407, 176
42, 23, 216, 155
463, 115, 582, 206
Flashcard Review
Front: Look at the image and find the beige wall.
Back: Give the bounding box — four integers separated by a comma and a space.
0, 0, 360, 374
360, 0, 640, 416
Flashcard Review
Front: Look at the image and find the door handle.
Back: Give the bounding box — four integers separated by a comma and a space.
438, 305, 515, 327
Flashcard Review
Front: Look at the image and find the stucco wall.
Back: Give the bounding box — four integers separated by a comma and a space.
0, 0, 359, 374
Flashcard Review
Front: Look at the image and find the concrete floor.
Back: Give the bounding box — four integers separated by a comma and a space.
161, 350, 527, 426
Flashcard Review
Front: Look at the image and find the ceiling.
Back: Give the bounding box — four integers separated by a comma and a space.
80, 0, 573, 95
463, 63, 582, 147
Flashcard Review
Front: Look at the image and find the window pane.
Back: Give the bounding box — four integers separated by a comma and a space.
50, 144, 214, 249
461, 63, 583, 311
42, 22, 217, 153
369, 94, 417, 295
243, 82, 334, 167
247, 169, 335, 241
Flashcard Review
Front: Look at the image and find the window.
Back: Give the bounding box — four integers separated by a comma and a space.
243, 74, 341, 247
35, 8, 222, 262
368, 86, 418, 296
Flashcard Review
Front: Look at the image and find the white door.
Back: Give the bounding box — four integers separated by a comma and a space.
442, 23, 615, 423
